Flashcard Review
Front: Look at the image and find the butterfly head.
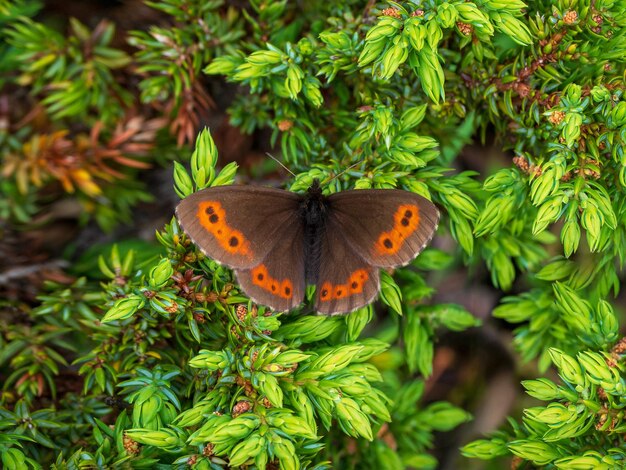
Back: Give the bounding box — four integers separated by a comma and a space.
307, 178, 322, 196
301, 179, 327, 226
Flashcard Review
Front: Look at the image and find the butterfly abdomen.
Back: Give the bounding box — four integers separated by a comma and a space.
300, 190, 327, 285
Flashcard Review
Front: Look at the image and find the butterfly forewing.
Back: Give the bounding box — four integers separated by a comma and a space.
176, 186, 301, 269
326, 189, 439, 268
314, 219, 380, 315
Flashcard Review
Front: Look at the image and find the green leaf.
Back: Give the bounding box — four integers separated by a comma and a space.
102, 295, 145, 323
491, 11, 533, 45
405, 310, 433, 376
336, 397, 373, 440
535, 259, 575, 281
420, 402, 472, 431
173, 161, 194, 198
212, 162, 239, 187
508, 439, 561, 465
148, 258, 173, 288
204, 55, 242, 75
533, 197, 565, 234
431, 304, 481, 331
379, 271, 403, 315
416, 45, 445, 103
549, 348, 585, 386
461, 439, 508, 459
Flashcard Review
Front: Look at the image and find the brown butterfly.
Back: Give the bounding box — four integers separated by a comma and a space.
176, 179, 439, 315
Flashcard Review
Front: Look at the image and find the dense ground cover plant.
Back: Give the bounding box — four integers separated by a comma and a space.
0, 0, 625, 468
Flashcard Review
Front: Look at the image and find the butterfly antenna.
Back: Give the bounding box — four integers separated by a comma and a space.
266, 153, 297, 177
325, 161, 362, 184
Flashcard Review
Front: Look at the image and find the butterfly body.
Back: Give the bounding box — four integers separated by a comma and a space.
176, 180, 439, 315
299, 180, 328, 284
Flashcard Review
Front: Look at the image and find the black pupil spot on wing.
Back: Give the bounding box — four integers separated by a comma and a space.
205, 207, 215, 215
351, 282, 358, 288
384, 238, 393, 248
401, 217, 409, 226
336, 289, 342, 296
209, 214, 219, 223
322, 289, 328, 296
257, 273, 264, 281
229, 236, 239, 247
285, 287, 291, 295
405, 210, 412, 218
271, 284, 276, 291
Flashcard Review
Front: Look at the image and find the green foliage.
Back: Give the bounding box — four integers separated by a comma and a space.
1, 0, 626, 468
8, 17, 132, 121
462, 346, 626, 468
129, 0, 244, 105
0, 1, 172, 231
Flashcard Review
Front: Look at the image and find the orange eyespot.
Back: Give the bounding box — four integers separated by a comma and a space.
319, 269, 370, 302
197, 201, 252, 257
374, 204, 420, 255
320, 282, 332, 301
251, 264, 293, 299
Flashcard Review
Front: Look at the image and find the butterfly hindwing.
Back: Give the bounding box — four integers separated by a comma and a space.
235, 221, 306, 312
326, 189, 439, 268
176, 186, 301, 269
314, 218, 380, 315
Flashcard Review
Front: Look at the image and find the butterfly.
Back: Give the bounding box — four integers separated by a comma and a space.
176, 179, 439, 315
